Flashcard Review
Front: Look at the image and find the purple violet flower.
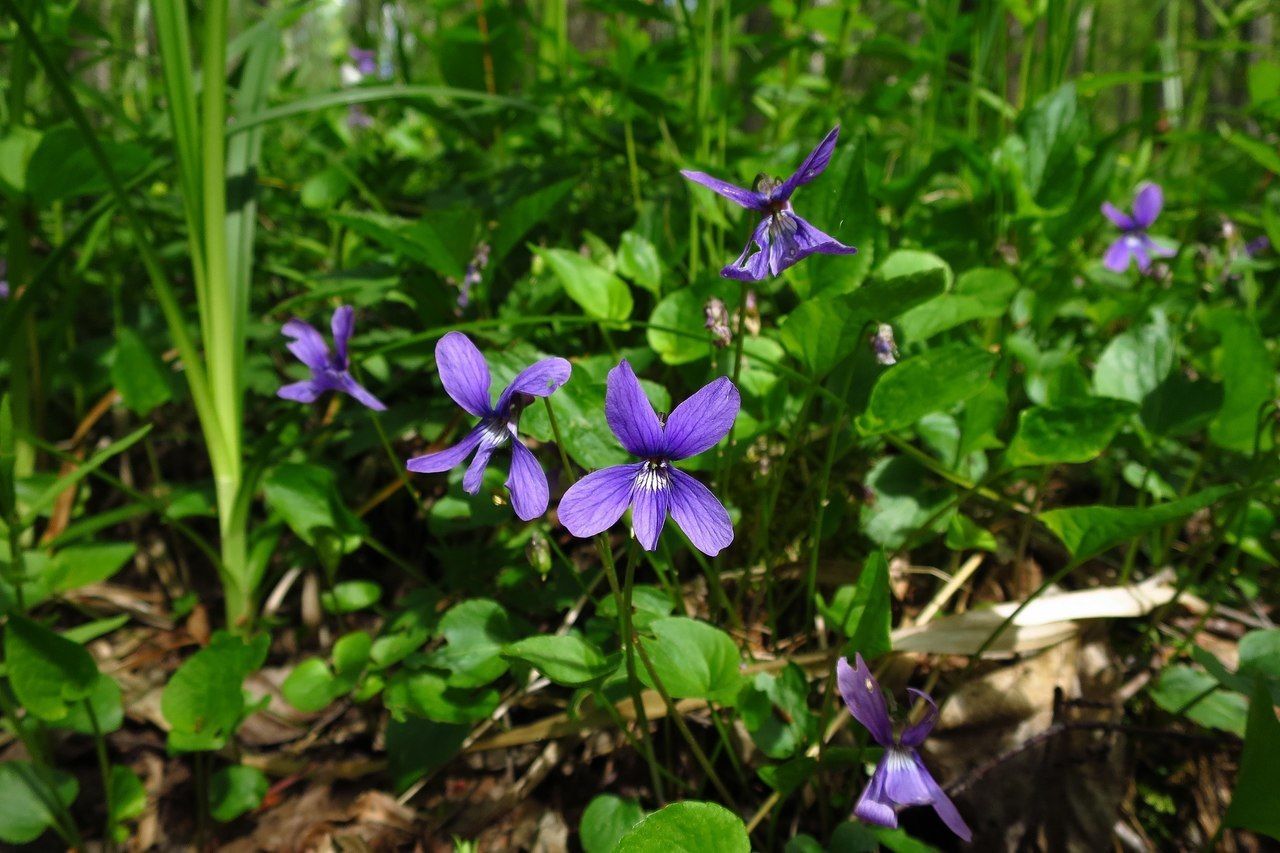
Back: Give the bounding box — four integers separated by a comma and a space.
681, 126, 858, 281
1101, 182, 1175, 273
557, 360, 739, 556
346, 105, 374, 129
278, 305, 386, 411
839, 654, 971, 842
348, 47, 377, 77
405, 332, 571, 521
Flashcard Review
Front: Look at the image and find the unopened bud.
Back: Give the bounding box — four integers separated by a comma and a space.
871, 324, 898, 365
705, 297, 732, 348
526, 530, 553, 576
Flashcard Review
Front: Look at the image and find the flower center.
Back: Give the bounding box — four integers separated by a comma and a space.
636, 459, 671, 492
768, 210, 798, 240
480, 418, 514, 449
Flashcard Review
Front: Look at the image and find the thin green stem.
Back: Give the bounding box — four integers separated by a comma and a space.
804, 364, 855, 627
633, 624, 737, 808
85, 698, 116, 848
597, 537, 665, 802
369, 410, 422, 506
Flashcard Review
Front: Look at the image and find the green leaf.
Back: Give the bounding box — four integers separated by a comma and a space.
58, 672, 124, 735
262, 463, 366, 556
110, 329, 174, 416
1225, 681, 1280, 840
436, 598, 519, 687
737, 663, 817, 759
384, 669, 500, 724
1004, 399, 1133, 467
491, 179, 575, 265
1202, 308, 1274, 454
897, 267, 1018, 342
1223, 128, 1280, 175
779, 262, 946, 377
371, 590, 439, 668
535, 247, 633, 321
758, 755, 818, 796
21, 424, 151, 526
1150, 665, 1247, 736
384, 716, 469, 792
0, 762, 78, 845
330, 209, 476, 279
108, 765, 147, 826
161, 632, 269, 752
48, 541, 136, 593
333, 630, 372, 679
858, 344, 998, 434
1239, 630, 1280, 683
503, 633, 615, 687
25, 125, 150, 202
859, 455, 953, 549
616, 801, 750, 853
282, 658, 342, 713
1040, 485, 1233, 563
1091, 312, 1174, 405
4, 614, 99, 721
638, 617, 743, 705
815, 551, 892, 660
581, 794, 647, 853
648, 288, 711, 365
1140, 373, 1223, 437
1019, 83, 1084, 208
208, 765, 268, 822
617, 231, 662, 294
0, 127, 42, 195
320, 580, 382, 614
946, 515, 999, 552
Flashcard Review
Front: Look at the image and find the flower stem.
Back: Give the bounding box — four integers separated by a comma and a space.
85, 698, 117, 849
633, 619, 738, 808
597, 536, 666, 803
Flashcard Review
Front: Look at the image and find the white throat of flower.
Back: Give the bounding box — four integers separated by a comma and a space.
636, 459, 671, 492
480, 418, 515, 449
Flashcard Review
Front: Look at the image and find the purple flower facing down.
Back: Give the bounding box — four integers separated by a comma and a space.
346, 105, 374, 129
557, 361, 739, 556
278, 305, 386, 411
681, 126, 857, 281
839, 654, 972, 843
1101, 182, 1175, 273
348, 47, 377, 77
405, 332, 571, 521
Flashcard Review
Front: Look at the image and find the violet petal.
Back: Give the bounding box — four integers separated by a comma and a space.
405, 426, 484, 474
436, 332, 494, 417
1100, 201, 1135, 231
506, 440, 550, 521
1131, 182, 1163, 229
899, 688, 938, 747
496, 356, 572, 415
331, 305, 355, 368
853, 760, 897, 829
663, 377, 739, 461
680, 170, 767, 211
913, 751, 973, 842
667, 468, 734, 557
776, 125, 841, 200
278, 379, 325, 404
604, 360, 665, 457
630, 475, 669, 551
283, 319, 330, 371
837, 654, 894, 747
558, 463, 642, 539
